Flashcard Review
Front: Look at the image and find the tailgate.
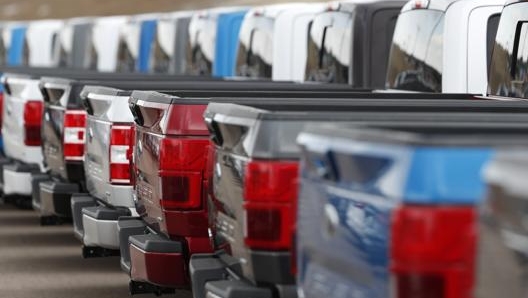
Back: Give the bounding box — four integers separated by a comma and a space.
40, 80, 72, 179
2, 76, 43, 164
84, 88, 133, 203
477, 152, 528, 298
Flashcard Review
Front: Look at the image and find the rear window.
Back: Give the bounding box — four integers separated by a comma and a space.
116, 37, 135, 73
385, 9, 444, 92
305, 11, 353, 84
236, 17, 274, 79
487, 14, 500, 71
150, 31, 171, 73
489, 3, 528, 98
186, 22, 215, 76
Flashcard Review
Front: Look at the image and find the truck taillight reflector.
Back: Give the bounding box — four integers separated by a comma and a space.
23, 100, 43, 146
63, 110, 87, 161
390, 205, 476, 298
242, 160, 299, 250
109, 125, 134, 185
158, 138, 209, 210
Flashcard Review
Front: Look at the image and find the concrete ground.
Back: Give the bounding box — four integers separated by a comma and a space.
0, 203, 191, 298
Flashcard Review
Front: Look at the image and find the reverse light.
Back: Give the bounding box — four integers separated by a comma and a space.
412, 0, 430, 9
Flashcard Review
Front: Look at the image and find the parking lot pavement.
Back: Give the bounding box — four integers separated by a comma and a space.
0, 203, 192, 298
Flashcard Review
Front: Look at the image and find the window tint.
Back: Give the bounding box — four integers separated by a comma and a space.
88, 41, 98, 71
22, 36, 29, 66
385, 9, 444, 92
186, 19, 215, 76
489, 3, 528, 98
487, 14, 500, 72
236, 27, 273, 79
305, 11, 352, 84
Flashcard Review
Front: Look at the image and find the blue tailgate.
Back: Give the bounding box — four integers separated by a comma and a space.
213, 10, 248, 77
296, 132, 492, 298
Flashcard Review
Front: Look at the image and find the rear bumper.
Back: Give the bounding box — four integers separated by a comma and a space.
82, 205, 130, 250
129, 233, 187, 288
3, 162, 41, 196
71, 194, 97, 241
31, 173, 52, 211
39, 180, 79, 217
118, 217, 147, 273
190, 251, 296, 298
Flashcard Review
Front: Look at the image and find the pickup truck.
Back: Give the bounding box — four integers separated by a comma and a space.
118, 82, 364, 295
385, 0, 503, 93
186, 7, 248, 76
149, 11, 193, 74
296, 120, 528, 298
304, 0, 405, 88
116, 14, 159, 73
37, 75, 220, 226
189, 97, 528, 298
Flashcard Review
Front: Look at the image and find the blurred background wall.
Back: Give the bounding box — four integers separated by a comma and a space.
0, 0, 324, 20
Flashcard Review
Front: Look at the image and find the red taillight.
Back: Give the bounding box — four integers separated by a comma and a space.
63, 110, 87, 161
109, 125, 134, 185
23, 100, 43, 146
158, 138, 209, 210
242, 160, 299, 251
390, 205, 476, 298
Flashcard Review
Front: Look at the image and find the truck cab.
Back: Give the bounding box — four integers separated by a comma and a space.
385, 0, 503, 93
272, 3, 327, 82
186, 7, 247, 76
4, 22, 27, 66
26, 20, 63, 67
213, 10, 248, 77
57, 17, 94, 69
304, 0, 405, 88
90, 16, 128, 72
149, 11, 193, 74
117, 13, 159, 73
235, 3, 306, 79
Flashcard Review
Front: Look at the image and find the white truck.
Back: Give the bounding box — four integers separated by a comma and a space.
90, 15, 128, 72
385, 0, 503, 93
26, 20, 64, 67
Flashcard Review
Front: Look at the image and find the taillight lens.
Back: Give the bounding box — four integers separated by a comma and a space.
109, 125, 134, 185
158, 138, 209, 210
63, 110, 87, 161
390, 205, 476, 298
23, 100, 43, 146
242, 160, 299, 250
